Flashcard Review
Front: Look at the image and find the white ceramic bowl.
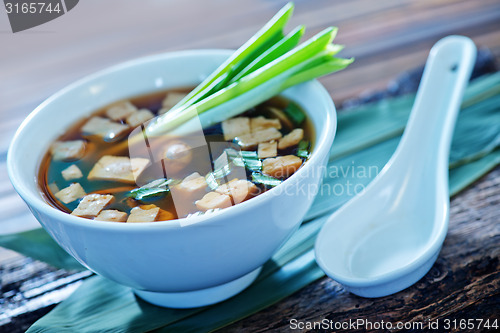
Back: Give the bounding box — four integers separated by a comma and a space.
8, 50, 336, 308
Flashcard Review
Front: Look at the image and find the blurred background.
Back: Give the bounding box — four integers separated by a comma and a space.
0, 0, 499, 229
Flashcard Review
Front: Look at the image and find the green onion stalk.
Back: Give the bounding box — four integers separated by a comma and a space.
125, 2, 353, 148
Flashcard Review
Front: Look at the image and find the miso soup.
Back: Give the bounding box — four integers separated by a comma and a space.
38, 88, 313, 223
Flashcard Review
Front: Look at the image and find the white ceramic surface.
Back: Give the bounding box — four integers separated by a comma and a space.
315, 36, 476, 297
8, 50, 336, 308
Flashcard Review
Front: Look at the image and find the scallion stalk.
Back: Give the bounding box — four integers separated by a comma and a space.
173, 2, 295, 109
121, 2, 354, 150
145, 27, 344, 136
283, 57, 354, 89
230, 25, 306, 83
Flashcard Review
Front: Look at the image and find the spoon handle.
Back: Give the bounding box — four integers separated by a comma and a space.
392, 36, 476, 183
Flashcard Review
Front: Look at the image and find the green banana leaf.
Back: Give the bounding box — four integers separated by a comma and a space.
0, 228, 84, 271
330, 73, 500, 161
0, 72, 497, 333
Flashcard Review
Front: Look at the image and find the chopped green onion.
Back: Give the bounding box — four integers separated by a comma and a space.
284, 102, 306, 126
252, 172, 282, 187
205, 164, 232, 190
127, 178, 173, 201
240, 151, 262, 171
205, 173, 220, 191
297, 140, 310, 159
225, 149, 261, 171
226, 149, 245, 168
171, 2, 295, 111
213, 164, 232, 178
230, 25, 305, 83
205, 149, 262, 190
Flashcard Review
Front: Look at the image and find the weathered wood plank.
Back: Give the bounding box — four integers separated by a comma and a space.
0, 251, 92, 332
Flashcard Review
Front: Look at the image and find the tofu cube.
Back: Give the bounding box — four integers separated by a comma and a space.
216, 179, 258, 204
71, 194, 114, 218
170, 172, 209, 217
195, 192, 232, 211
222, 117, 251, 141
278, 129, 304, 150
173, 172, 208, 200
258, 141, 278, 159
250, 116, 281, 132
130, 158, 151, 180
236, 128, 282, 149
126, 109, 154, 127
161, 92, 187, 110
50, 140, 86, 161
95, 210, 128, 222
88, 155, 150, 184
105, 101, 137, 121
81, 117, 130, 141
54, 183, 86, 204
262, 155, 303, 178
127, 205, 160, 222
61, 164, 83, 181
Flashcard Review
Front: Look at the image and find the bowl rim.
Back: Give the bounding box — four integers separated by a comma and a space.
7, 49, 336, 232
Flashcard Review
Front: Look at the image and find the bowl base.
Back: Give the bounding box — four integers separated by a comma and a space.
134, 267, 262, 308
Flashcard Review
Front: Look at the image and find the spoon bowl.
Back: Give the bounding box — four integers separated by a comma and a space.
315, 36, 476, 297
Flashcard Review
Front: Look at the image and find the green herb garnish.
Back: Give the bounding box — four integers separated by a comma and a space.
127, 178, 173, 201
225, 149, 262, 172
240, 151, 262, 171
284, 102, 306, 126
297, 140, 310, 159
206, 149, 264, 190
206, 164, 232, 190
252, 172, 283, 187
225, 148, 244, 167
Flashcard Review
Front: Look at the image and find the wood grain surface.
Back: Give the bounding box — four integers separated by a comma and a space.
1, 0, 499, 331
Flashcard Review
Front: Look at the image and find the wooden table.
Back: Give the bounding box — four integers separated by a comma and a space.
1, 0, 499, 331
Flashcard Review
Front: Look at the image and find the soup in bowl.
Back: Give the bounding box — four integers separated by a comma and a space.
8, 50, 336, 308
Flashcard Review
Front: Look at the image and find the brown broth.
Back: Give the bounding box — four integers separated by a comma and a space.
38, 88, 314, 221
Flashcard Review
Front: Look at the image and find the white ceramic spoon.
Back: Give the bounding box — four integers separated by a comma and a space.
315, 36, 476, 297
